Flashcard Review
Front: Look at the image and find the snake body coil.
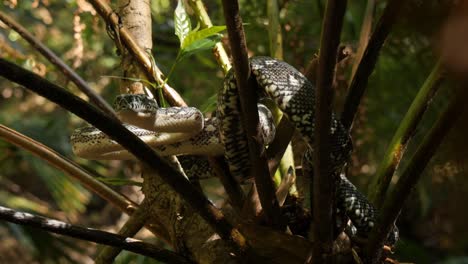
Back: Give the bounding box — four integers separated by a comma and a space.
71, 57, 398, 243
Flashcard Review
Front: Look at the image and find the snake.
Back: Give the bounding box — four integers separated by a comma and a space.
71, 56, 398, 244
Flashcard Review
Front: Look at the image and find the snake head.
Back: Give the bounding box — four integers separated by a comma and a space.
113, 94, 159, 114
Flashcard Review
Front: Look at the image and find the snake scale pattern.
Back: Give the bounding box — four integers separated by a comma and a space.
71, 56, 398, 244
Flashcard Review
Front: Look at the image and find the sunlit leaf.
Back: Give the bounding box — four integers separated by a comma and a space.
181, 26, 226, 50
174, 0, 191, 47
177, 35, 223, 62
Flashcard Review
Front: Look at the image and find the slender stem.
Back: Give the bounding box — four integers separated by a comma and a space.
221, 0, 283, 230
311, 0, 347, 262
350, 0, 376, 80
368, 60, 443, 208
95, 199, 160, 263
0, 59, 249, 256
208, 157, 246, 211
267, 0, 283, 59
0, 206, 192, 263
365, 84, 467, 262
0, 11, 118, 121
266, 118, 295, 175
341, 0, 404, 130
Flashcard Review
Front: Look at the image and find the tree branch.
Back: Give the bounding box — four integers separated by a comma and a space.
95, 198, 159, 263
341, 0, 404, 130
368, 60, 444, 208
350, 0, 376, 79
0, 205, 192, 263
208, 157, 246, 211
221, 0, 282, 229
311, 0, 347, 262
266, 117, 296, 175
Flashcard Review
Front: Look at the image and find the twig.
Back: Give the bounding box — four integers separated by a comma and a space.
0, 125, 137, 214
0, 59, 249, 255
95, 199, 157, 263
0, 205, 192, 263
365, 84, 468, 262
208, 157, 245, 211
87, 0, 187, 107
267, 0, 283, 59
221, 0, 282, 229
341, 0, 404, 130
350, 0, 376, 79
310, 0, 347, 262
0, 11, 118, 121
266, 117, 295, 174
368, 60, 444, 208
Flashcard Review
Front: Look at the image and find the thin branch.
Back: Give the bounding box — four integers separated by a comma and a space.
0, 125, 137, 214
95, 199, 157, 263
365, 84, 468, 262
368, 60, 444, 208
267, 0, 283, 59
0, 59, 249, 255
87, 0, 187, 107
341, 0, 404, 130
350, 0, 376, 79
0, 206, 192, 263
221, 0, 283, 229
266, 117, 295, 174
0, 11, 118, 121
311, 0, 347, 262
208, 157, 246, 211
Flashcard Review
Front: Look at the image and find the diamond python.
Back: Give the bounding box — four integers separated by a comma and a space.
71, 56, 398, 243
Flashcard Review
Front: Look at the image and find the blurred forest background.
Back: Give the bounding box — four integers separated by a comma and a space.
1, 0, 468, 263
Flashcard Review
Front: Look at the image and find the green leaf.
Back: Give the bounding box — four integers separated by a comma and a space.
174, 0, 191, 47
181, 25, 226, 50
178, 34, 223, 62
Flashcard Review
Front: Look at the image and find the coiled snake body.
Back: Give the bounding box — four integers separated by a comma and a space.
71, 57, 398, 243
